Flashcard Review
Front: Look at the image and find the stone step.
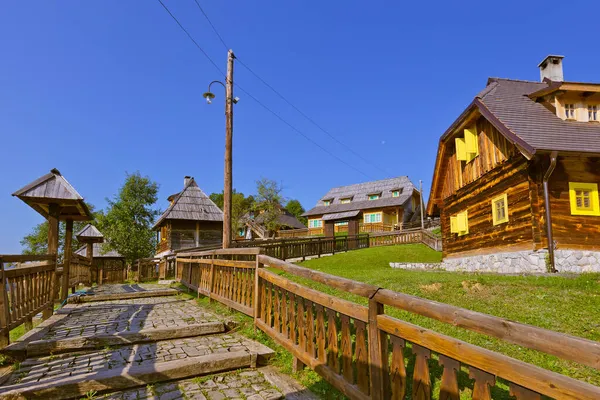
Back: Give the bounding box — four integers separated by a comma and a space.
68, 288, 178, 303
0, 334, 274, 400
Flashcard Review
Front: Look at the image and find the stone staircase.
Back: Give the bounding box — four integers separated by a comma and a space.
0, 284, 280, 400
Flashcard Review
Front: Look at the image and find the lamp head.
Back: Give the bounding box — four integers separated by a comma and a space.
202, 91, 216, 104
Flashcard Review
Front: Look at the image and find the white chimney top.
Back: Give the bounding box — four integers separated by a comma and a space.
184, 176, 192, 187
538, 55, 564, 82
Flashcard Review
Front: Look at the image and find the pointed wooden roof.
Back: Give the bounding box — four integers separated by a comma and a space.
153, 177, 223, 229
76, 224, 104, 243
75, 242, 123, 258
12, 168, 93, 221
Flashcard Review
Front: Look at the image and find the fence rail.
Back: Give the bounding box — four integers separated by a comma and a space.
369, 229, 442, 251
232, 235, 369, 260
176, 248, 600, 400
0, 255, 57, 346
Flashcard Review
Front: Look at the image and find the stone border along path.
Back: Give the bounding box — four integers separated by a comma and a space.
0, 285, 284, 400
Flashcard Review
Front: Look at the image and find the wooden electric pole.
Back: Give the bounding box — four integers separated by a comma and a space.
419, 180, 425, 230
223, 49, 235, 248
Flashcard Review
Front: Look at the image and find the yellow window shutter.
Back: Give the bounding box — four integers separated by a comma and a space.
450, 216, 458, 233
464, 127, 479, 156
455, 137, 467, 161
457, 211, 469, 235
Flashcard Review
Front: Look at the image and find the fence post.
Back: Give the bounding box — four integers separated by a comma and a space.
368, 296, 388, 400
208, 252, 215, 302
253, 252, 263, 326
281, 239, 287, 261
136, 260, 141, 283
0, 258, 8, 347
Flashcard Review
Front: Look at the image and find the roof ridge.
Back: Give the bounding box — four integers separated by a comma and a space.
487, 77, 542, 84
329, 176, 410, 190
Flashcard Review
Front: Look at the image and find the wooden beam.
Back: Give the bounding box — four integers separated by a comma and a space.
61, 220, 73, 302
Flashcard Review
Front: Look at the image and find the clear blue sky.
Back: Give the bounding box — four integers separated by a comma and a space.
1, 1, 598, 253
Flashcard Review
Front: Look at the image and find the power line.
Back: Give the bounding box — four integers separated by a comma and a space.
156, 0, 373, 179
190, 0, 392, 177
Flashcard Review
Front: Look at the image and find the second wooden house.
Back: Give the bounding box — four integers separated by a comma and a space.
153, 176, 223, 256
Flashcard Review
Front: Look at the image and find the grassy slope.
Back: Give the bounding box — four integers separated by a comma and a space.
292, 244, 600, 397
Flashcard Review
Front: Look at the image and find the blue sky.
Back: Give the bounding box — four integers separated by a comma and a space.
1, 1, 599, 253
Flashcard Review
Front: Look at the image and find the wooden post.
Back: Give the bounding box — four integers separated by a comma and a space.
61, 219, 73, 302
207, 253, 215, 301
43, 204, 60, 320
136, 259, 141, 282
253, 255, 262, 325
368, 297, 389, 400
222, 49, 235, 249
0, 257, 9, 347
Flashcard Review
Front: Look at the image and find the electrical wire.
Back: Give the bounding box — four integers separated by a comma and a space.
157, 0, 373, 178
190, 0, 392, 177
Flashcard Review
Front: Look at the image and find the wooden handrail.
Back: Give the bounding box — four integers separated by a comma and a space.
0, 254, 56, 263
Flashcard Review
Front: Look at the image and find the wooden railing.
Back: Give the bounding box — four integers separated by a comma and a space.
359, 222, 396, 233
65, 253, 92, 288
133, 258, 160, 282
233, 235, 369, 261
177, 248, 600, 400
369, 229, 442, 251
176, 248, 260, 316
0, 255, 57, 346
277, 228, 310, 238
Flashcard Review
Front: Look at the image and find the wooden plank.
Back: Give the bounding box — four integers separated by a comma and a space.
376, 314, 600, 400
340, 313, 353, 384
355, 319, 369, 394
305, 300, 315, 359
315, 304, 326, 363
326, 308, 339, 373
469, 367, 494, 400
390, 336, 406, 400
273, 285, 281, 333
368, 298, 388, 400
411, 344, 431, 400
438, 355, 460, 400
280, 289, 288, 338
257, 269, 368, 322
210, 292, 254, 317
374, 288, 600, 370
297, 295, 306, 351
258, 255, 379, 298
255, 318, 370, 400
0, 255, 55, 263
289, 292, 297, 345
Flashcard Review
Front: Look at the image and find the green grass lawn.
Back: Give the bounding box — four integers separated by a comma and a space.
291, 244, 600, 397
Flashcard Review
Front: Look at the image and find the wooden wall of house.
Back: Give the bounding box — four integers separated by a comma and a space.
442, 156, 534, 257
167, 220, 222, 250
441, 117, 515, 200
530, 155, 600, 251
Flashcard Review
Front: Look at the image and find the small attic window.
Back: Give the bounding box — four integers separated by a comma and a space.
340, 198, 352, 204
323, 199, 332, 206
565, 103, 576, 120
368, 193, 381, 201
391, 189, 403, 198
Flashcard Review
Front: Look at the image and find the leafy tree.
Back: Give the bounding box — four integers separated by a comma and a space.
285, 199, 307, 226
254, 178, 285, 235
209, 190, 255, 231
97, 172, 160, 263
20, 204, 96, 258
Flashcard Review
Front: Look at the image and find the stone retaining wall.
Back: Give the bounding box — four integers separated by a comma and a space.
390, 249, 600, 273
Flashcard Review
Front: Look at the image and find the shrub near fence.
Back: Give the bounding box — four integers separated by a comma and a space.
177, 248, 600, 400
0, 255, 58, 346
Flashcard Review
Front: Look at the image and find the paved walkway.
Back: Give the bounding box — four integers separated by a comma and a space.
0, 284, 307, 400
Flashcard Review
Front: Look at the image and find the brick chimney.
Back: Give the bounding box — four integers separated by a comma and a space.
538, 55, 564, 82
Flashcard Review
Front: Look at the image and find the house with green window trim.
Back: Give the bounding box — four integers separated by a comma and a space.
302, 176, 421, 236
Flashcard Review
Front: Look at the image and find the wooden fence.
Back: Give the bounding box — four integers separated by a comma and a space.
133, 258, 160, 282
369, 229, 442, 251
232, 235, 369, 261
0, 255, 57, 346
62, 253, 92, 288
177, 248, 600, 400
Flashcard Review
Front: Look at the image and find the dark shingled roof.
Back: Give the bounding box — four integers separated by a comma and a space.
153, 177, 223, 229
303, 177, 416, 217
253, 211, 306, 229
76, 224, 104, 243
475, 78, 600, 153
75, 242, 123, 258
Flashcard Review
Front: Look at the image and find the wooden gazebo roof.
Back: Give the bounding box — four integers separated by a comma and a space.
76, 224, 104, 243
12, 168, 93, 221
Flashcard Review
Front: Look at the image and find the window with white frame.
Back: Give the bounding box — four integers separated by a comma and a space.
589, 105, 598, 122
363, 213, 382, 223
368, 193, 381, 201
565, 103, 576, 119
308, 219, 323, 228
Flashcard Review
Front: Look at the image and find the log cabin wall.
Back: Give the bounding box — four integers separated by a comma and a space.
442, 155, 533, 257
441, 117, 515, 199
530, 155, 600, 251
168, 220, 222, 251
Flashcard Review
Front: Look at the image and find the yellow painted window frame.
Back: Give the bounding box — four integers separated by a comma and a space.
340, 198, 352, 204
392, 190, 400, 197
450, 216, 458, 233
455, 137, 467, 161
450, 211, 468, 235
491, 193, 509, 225
464, 127, 479, 159
308, 219, 323, 228
323, 200, 331, 206
568, 182, 600, 216
364, 212, 382, 223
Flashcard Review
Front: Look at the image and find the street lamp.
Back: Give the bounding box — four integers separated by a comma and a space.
204, 50, 235, 249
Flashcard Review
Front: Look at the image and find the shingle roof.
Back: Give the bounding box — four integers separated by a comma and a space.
322, 210, 361, 221
476, 78, 600, 153
153, 177, 223, 229
75, 242, 123, 258
252, 210, 306, 229
303, 177, 415, 217
75, 224, 104, 242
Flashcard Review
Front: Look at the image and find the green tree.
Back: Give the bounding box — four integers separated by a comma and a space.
209, 190, 255, 231
20, 205, 96, 257
97, 172, 160, 263
285, 199, 307, 226
254, 178, 285, 235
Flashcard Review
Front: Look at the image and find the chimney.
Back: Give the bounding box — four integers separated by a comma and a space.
184, 176, 192, 187
538, 55, 564, 82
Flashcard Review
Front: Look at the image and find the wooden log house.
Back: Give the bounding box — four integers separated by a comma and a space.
427, 55, 600, 273
302, 177, 421, 237
153, 176, 223, 256
75, 224, 125, 284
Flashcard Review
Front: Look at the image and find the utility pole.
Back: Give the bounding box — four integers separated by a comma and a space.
223, 49, 235, 248
419, 180, 425, 230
